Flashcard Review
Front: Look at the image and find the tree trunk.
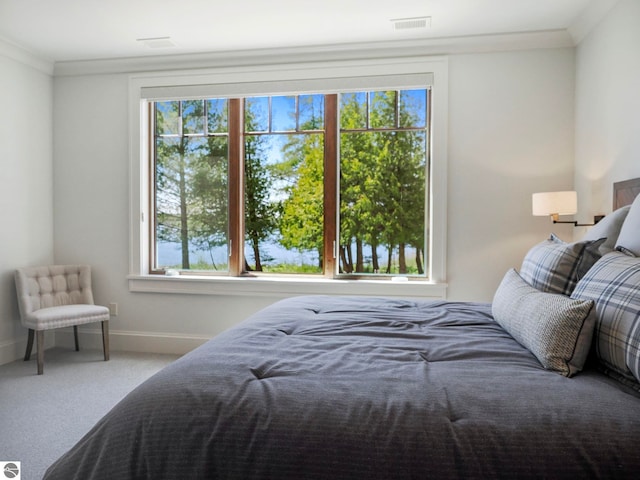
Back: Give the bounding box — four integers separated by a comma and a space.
371, 237, 380, 273
416, 247, 424, 275
356, 238, 364, 273
339, 246, 347, 273
340, 245, 352, 273
399, 243, 407, 274
252, 238, 262, 271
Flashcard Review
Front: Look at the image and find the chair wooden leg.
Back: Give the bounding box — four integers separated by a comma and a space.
36, 330, 44, 375
102, 320, 110, 361
24, 329, 34, 361
74, 325, 79, 351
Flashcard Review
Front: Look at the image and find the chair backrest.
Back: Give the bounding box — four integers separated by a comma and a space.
15, 265, 96, 317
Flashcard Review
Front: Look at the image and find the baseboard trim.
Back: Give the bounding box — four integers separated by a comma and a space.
55, 328, 210, 356
0, 333, 56, 366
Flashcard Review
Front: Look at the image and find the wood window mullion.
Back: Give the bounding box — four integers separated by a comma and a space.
323, 94, 338, 278
228, 98, 244, 276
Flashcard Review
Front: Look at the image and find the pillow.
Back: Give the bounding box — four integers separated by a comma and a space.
581, 205, 630, 255
571, 252, 640, 386
519, 234, 606, 296
615, 194, 640, 256
492, 269, 596, 377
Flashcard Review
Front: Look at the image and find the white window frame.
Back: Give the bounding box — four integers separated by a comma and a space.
128, 56, 448, 298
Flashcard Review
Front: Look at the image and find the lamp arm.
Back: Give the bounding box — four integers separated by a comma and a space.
553, 215, 604, 227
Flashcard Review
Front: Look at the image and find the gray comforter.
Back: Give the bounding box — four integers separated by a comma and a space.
44, 296, 640, 479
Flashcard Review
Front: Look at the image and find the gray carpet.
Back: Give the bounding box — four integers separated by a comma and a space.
0, 347, 180, 480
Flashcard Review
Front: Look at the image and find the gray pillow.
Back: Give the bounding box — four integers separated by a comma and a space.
616, 194, 640, 257
493, 269, 596, 377
572, 252, 640, 387
581, 205, 630, 254
519, 234, 605, 296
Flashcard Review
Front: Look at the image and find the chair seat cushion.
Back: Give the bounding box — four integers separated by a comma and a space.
24, 304, 110, 330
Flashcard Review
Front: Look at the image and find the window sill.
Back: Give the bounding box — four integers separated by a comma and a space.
128, 274, 447, 299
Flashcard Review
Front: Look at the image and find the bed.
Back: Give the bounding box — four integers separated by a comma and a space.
44, 179, 640, 479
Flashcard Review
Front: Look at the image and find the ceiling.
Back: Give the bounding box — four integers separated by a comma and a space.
0, 0, 605, 63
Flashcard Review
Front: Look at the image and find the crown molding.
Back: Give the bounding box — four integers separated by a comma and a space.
53, 29, 574, 77
568, 0, 620, 44
0, 36, 54, 75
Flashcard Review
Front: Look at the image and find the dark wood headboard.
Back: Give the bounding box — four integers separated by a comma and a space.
614, 178, 640, 209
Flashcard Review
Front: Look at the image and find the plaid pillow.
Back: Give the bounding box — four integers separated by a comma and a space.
520, 234, 605, 296
571, 252, 640, 385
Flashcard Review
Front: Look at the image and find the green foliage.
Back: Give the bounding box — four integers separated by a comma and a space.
244, 108, 278, 271
338, 91, 427, 274
155, 100, 229, 270
261, 263, 322, 274
155, 90, 428, 277
270, 90, 428, 276
278, 133, 324, 267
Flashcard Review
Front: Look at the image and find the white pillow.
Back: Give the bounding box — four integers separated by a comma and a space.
615, 194, 640, 256
581, 205, 630, 254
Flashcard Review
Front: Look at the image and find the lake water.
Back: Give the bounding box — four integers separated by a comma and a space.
157, 238, 319, 269
158, 238, 418, 273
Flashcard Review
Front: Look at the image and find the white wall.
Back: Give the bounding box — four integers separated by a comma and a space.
0, 50, 54, 363
574, 0, 640, 228
52, 74, 278, 352
447, 48, 576, 300
50, 46, 576, 353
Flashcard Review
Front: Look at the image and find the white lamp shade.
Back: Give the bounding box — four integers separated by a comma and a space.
532, 191, 578, 216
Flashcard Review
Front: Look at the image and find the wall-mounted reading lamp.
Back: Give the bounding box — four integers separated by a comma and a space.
532, 191, 603, 226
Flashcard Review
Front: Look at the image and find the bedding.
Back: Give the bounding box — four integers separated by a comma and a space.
44, 295, 640, 480
44, 179, 640, 480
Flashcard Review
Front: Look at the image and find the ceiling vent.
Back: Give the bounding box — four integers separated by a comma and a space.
137, 37, 176, 49
391, 16, 431, 30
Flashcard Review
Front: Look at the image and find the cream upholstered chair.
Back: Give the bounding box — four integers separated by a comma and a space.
15, 265, 110, 375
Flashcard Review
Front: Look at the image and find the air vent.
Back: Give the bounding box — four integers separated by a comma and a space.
391, 16, 431, 30
136, 37, 176, 49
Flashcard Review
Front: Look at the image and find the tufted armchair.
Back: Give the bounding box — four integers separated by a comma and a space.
15, 265, 110, 375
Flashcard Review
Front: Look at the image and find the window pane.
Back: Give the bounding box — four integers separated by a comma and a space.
182, 100, 205, 135
299, 94, 324, 130
207, 99, 228, 133
244, 133, 323, 274
271, 96, 296, 132
156, 101, 180, 135
400, 89, 427, 128
339, 129, 427, 276
155, 110, 229, 272
151, 89, 430, 280
245, 97, 269, 132
340, 92, 367, 129
370, 91, 397, 129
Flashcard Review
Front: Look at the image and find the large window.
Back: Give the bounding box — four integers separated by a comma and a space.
151, 89, 430, 279
129, 58, 449, 297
